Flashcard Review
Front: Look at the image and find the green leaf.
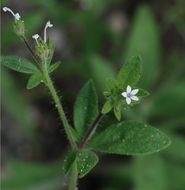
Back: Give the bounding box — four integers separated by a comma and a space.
106, 78, 118, 91
88, 121, 171, 155
113, 104, 121, 121
49, 61, 61, 73
26, 72, 43, 89
102, 100, 113, 114
63, 150, 99, 178
47, 39, 55, 66
77, 150, 99, 178
63, 151, 78, 175
124, 6, 160, 88
1, 56, 39, 74
74, 80, 99, 141
137, 88, 150, 97
118, 55, 142, 88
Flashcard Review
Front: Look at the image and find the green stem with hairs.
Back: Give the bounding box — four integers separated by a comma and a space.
69, 162, 78, 190
22, 37, 79, 188
42, 63, 77, 149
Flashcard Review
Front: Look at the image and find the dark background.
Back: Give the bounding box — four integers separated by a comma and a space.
1, 0, 185, 189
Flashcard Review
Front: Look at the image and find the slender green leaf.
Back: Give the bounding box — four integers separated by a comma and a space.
26, 72, 43, 89
137, 88, 150, 97
1, 56, 39, 74
113, 104, 121, 121
77, 150, 99, 178
125, 6, 160, 88
47, 39, 55, 66
49, 61, 61, 73
102, 100, 113, 114
88, 121, 171, 155
74, 80, 99, 141
118, 56, 142, 88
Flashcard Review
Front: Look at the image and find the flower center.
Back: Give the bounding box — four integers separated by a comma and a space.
127, 93, 132, 98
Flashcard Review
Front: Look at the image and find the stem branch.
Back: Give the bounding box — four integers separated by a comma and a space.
79, 113, 104, 148
21, 36, 41, 68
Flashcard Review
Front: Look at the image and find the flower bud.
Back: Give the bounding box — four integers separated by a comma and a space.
14, 20, 25, 37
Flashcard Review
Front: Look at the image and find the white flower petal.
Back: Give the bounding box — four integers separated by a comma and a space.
32, 34, 40, 40
3, 7, 20, 20
131, 96, 139, 101
126, 97, 131, 105
14, 13, 21, 20
44, 20, 53, 42
131, 89, 139, 95
46, 21, 53, 28
121, 92, 127, 98
126, 85, 132, 93
3, 7, 9, 12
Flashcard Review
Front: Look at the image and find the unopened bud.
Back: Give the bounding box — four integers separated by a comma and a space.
14, 20, 25, 37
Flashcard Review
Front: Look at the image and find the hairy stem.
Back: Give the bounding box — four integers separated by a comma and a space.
69, 162, 78, 190
79, 113, 104, 148
20, 36, 78, 188
43, 64, 77, 149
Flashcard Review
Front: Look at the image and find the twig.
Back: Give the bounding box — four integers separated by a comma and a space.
79, 113, 104, 148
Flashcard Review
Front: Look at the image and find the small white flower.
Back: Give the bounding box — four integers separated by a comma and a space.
3, 7, 21, 21
32, 34, 40, 44
44, 21, 53, 42
121, 85, 139, 105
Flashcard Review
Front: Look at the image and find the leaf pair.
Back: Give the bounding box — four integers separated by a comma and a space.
68, 79, 170, 178
64, 121, 170, 178
1, 56, 61, 89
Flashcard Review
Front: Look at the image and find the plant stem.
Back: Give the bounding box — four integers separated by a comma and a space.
21, 36, 41, 69
43, 65, 77, 149
79, 113, 104, 148
69, 162, 78, 190
21, 36, 78, 188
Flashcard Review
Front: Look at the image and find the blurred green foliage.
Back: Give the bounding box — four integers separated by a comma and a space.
1, 68, 35, 139
1, 161, 62, 190
1, 0, 185, 189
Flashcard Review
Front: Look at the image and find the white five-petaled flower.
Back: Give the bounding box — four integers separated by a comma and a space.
32, 34, 40, 44
121, 85, 139, 105
3, 7, 21, 21
44, 21, 53, 42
